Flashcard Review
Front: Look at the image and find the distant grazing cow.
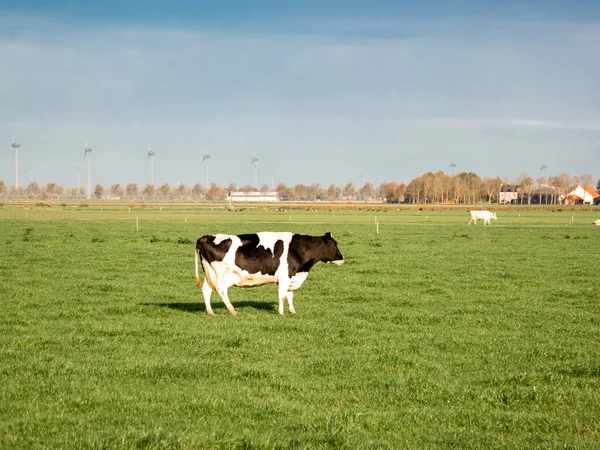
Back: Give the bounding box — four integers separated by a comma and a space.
195, 232, 344, 315
592, 219, 600, 226
468, 210, 497, 225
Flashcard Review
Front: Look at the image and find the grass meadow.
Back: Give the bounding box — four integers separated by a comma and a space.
1, 204, 599, 448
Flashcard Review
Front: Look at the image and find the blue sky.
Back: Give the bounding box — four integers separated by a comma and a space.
1, 1, 599, 189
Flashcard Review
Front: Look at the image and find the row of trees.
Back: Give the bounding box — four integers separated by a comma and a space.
0, 172, 598, 204
403, 171, 597, 204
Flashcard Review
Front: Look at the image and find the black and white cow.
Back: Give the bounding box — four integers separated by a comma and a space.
194, 232, 344, 315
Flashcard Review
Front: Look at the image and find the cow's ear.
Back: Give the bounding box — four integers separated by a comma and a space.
324, 232, 332, 242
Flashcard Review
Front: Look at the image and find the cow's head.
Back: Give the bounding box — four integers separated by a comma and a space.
322, 232, 344, 265
492, 213, 498, 220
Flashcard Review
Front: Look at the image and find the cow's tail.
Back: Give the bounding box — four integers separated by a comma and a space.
195, 245, 201, 287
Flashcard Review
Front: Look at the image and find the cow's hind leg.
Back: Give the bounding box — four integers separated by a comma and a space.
201, 280, 216, 316
216, 285, 237, 315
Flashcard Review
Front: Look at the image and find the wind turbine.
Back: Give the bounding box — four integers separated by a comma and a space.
251, 153, 259, 189
83, 140, 93, 199
11, 137, 21, 188
201, 149, 211, 191
146, 145, 156, 186
267, 173, 275, 190
28, 164, 34, 183
449, 162, 458, 177
538, 164, 549, 205
449, 149, 458, 177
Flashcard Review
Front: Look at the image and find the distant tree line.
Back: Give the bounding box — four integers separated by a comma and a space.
0, 172, 598, 204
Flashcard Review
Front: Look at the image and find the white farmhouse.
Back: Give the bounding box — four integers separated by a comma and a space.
499, 185, 519, 204
562, 185, 600, 205
227, 191, 280, 202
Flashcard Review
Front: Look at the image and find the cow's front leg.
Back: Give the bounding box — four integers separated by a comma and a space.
277, 282, 290, 315
201, 280, 215, 316
216, 285, 237, 315
286, 291, 296, 314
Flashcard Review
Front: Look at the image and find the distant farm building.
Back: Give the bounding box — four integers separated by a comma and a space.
500, 184, 562, 204
561, 185, 600, 205
227, 191, 279, 202
499, 185, 519, 204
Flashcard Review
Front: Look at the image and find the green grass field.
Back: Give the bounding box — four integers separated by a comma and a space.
1, 205, 599, 448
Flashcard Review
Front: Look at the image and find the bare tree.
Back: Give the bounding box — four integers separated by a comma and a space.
550, 173, 574, 203
456, 172, 482, 204
43, 183, 58, 200
481, 177, 502, 204
192, 183, 205, 201
93, 184, 105, 199
174, 183, 186, 201
342, 182, 356, 200
290, 184, 307, 201
432, 171, 449, 203
404, 178, 421, 204
517, 173, 534, 204
110, 184, 124, 199
422, 173, 435, 204
159, 183, 170, 200
579, 173, 593, 186
359, 182, 375, 202
326, 184, 341, 201
126, 183, 139, 200
306, 183, 323, 201
26, 182, 41, 200
10, 186, 25, 199
379, 181, 405, 204
275, 182, 289, 201
206, 182, 226, 200
142, 184, 155, 200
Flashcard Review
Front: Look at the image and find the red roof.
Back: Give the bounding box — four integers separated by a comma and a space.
582, 185, 600, 199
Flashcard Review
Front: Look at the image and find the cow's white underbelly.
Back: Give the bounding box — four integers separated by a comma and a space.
206, 260, 278, 288
234, 271, 278, 287
203, 258, 309, 292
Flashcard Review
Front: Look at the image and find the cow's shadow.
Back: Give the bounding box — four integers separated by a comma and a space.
141, 300, 276, 314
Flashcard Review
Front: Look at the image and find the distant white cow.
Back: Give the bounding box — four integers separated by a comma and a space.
592, 219, 600, 226
468, 210, 497, 225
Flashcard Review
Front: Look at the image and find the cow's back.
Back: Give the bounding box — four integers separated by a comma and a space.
471, 210, 492, 218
